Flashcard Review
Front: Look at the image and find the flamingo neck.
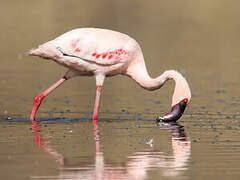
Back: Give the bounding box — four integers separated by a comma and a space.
125, 57, 191, 106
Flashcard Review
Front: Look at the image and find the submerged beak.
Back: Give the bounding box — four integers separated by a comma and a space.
156, 98, 188, 122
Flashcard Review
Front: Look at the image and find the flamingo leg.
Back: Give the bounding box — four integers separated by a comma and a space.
30, 77, 67, 121
92, 121, 101, 154
92, 86, 102, 121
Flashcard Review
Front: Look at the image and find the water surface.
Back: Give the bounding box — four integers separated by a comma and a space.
1, 0, 240, 179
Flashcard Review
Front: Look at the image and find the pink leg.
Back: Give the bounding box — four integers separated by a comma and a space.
92, 86, 102, 121
30, 77, 67, 121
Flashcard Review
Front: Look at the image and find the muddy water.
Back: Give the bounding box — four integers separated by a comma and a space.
1, 0, 240, 179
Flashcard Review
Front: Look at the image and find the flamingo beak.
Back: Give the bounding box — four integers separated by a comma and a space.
156, 98, 188, 122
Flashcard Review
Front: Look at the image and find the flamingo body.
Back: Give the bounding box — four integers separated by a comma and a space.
29, 28, 191, 121
31, 28, 139, 79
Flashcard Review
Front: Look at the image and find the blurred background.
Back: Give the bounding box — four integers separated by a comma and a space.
1, 1, 240, 180
1, 0, 240, 119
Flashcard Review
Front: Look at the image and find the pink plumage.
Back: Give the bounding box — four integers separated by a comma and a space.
29, 28, 191, 122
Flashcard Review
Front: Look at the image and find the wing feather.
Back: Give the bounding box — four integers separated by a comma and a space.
52, 28, 135, 66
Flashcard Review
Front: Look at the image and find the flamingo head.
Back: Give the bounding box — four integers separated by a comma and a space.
156, 70, 191, 123
156, 98, 189, 123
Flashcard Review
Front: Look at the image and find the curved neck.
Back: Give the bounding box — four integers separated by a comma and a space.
125, 57, 191, 106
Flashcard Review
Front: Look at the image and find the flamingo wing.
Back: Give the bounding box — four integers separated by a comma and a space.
52, 28, 136, 65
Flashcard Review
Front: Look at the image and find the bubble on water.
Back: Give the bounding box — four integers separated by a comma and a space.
146, 138, 154, 148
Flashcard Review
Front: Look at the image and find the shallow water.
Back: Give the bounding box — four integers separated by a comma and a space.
1, 0, 240, 179
1, 116, 240, 180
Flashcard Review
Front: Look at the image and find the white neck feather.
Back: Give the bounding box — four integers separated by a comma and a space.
125, 56, 191, 106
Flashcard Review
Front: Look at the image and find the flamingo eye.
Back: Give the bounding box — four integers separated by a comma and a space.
184, 98, 188, 103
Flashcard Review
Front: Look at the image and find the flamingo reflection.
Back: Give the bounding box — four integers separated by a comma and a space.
31, 120, 191, 179
126, 122, 191, 178
31, 120, 65, 165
